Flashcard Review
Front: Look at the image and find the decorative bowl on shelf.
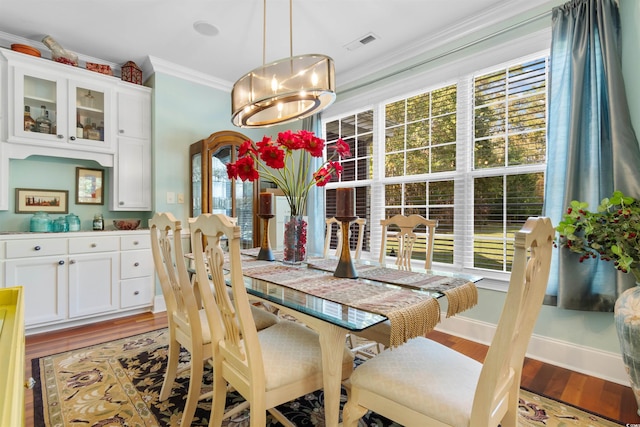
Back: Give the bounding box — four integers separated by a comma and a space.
113, 219, 141, 230
11, 44, 41, 57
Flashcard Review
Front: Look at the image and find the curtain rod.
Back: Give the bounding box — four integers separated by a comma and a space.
339, 9, 553, 95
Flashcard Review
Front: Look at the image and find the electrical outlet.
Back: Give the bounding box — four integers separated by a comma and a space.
166, 192, 175, 204
177, 193, 184, 204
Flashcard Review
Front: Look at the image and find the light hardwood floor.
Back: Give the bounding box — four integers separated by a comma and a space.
25, 311, 640, 426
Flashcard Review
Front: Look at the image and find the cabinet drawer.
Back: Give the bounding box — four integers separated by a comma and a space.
69, 236, 119, 254
120, 250, 153, 279
120, 277, 153, 308
121, 234, 150, 251
5, 238, 67, 258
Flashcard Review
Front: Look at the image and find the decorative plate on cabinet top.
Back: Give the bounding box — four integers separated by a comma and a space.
11, 44, 41, 57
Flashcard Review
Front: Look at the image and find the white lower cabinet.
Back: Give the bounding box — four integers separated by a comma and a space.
0, 230, 153, 333
68, 251, 119, 318
119, 234, 153, 308
5, 254, 67, 326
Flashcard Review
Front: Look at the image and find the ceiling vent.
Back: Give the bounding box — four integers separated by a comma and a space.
344, 32, 379, 51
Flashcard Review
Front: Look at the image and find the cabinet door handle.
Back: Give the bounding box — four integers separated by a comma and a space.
70, 136, 76, 141
119, 129, 125, 134
69, 260, 76, 264
119, 201, 125, 205
57, 134, 64, 139
91, 243, 97, 248
134, 291, 140, 295
34, 245, 41, 251
134, 262, 140, 267
58, 260, 65, 265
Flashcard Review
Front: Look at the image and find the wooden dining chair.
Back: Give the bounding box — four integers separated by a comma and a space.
151, 212, 279, 426
190, 213, 355, 427
150, 212, 212, 427
342, 217, 554, 427
379, 214, 438, 270
324, 217, 366, 259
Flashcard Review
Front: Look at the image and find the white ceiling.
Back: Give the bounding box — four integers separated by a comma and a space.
0, 0, 553, 89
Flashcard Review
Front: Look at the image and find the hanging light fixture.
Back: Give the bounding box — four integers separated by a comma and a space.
231, 0, 336, 128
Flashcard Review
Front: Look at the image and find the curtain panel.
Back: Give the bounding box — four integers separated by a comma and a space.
544, 0, 640, 311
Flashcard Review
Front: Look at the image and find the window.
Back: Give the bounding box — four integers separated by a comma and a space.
472, 58, 548, 271
323, 54, 548, 276
324, 111, 374, 253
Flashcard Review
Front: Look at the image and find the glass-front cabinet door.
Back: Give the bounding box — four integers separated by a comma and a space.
10, 61, 112, 151
190, 131, 259, 248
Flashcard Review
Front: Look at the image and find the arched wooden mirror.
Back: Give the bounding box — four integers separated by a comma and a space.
190, 130, 258, 248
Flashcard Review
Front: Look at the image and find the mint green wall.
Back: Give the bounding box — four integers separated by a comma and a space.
148, 72, 294, 226
0, 156, 146, 231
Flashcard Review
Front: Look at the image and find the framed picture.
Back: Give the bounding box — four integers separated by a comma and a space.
76, 167, 104, 205
15, 188, 69, 214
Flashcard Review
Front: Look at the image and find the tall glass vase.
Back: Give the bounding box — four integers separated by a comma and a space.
283, 215, 307, 265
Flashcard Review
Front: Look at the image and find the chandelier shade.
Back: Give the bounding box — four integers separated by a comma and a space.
230, 0, 336, 128
231, 54, 335, 127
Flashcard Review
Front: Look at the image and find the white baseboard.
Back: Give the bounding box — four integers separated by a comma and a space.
436, 315, 629, 386
153, 295, 166, 314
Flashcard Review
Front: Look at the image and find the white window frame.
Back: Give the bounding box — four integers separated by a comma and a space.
322, 32, 551, 288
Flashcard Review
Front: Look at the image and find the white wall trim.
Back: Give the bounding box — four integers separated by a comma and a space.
144, 55, 232, 91
153, 294, 167, 314
436, 314, 629, 386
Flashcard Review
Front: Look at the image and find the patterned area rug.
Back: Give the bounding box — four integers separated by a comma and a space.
33, 328, 623, 426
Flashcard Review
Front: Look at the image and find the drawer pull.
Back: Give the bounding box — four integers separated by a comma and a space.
91, 243, 97, 248
134, 262, 140, 267
134, 291, 140, 295
133, 241, 139, 245
34, 246, 41, 251
58, 260, 65, 265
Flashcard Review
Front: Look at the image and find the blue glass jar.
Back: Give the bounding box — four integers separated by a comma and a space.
30, 211, 52, 232
53, 216, 68, 233
66, 213, 81, 231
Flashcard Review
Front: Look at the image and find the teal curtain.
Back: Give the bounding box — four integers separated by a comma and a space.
544, 0, 640, 311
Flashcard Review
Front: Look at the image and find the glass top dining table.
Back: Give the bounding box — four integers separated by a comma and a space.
187, 252, 482, 427
239, 256, 482, 332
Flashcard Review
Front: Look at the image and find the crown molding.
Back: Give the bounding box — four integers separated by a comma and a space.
144, 55, 232, 91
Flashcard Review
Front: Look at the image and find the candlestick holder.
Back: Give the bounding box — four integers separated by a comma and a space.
333, 216, 358, 279
257, 214, 275, 261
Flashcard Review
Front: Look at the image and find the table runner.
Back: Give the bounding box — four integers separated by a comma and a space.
239, 262, 441, 347
238, 249, 478, 319
306, 258, 478, 318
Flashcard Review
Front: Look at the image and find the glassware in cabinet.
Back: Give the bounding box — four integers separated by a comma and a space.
18, 73, 61, 141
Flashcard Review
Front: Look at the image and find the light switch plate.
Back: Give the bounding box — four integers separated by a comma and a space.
166, 192, 175, 204
177, 193, 184, 204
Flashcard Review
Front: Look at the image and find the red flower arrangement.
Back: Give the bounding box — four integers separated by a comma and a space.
226, 130, 351, 216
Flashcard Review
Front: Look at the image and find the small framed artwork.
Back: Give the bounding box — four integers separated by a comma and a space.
76, 167, 104, 205
15, 188, 69, 214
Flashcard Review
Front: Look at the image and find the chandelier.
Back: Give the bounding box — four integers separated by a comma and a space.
231, 0, 336, 128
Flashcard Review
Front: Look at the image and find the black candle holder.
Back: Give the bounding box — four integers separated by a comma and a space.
333, 216, 358, 279
257, 214, 275, 261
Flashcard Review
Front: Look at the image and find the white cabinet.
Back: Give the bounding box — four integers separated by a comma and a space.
110, 85, 152, 211
3, 238, 68, 326
2, 49, 114, 154
0, 230, 153, 333
119, 234, 153, 308
68, 235, 119, 318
